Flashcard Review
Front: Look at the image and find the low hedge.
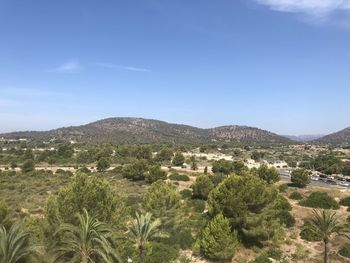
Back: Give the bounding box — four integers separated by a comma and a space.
300, 221, 322, 241
299, 192, 339, 209
289, 191, 303, 200
339, 196, 350, 207
339, 244, 350, 258
168, 173, 190, 181
276, 210, 295, 228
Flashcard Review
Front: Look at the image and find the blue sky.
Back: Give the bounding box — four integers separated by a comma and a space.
0, 0, 350, 135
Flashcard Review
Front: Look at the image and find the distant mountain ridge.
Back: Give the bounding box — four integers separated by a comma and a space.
0, 117, 293, 145
313, 127, 350, 146
283, 134, 324, 142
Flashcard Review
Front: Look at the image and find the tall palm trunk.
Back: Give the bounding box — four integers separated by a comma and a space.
323, 240, 328, 263
139, 245, 145, 263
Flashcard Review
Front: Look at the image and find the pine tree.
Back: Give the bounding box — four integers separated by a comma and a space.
198, 214, 238, 261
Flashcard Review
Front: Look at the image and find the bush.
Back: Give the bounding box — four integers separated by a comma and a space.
145, 165, 167, 183
289, 191, 303, 200
273, 195, 292, 211
292, 244, 308, 260
122, 160, 148, 181
191, 175, 214, 200
266, 248, 282, 260
291, 168, 311, 188
180, 189, 192, 199
251, 255, 272, 263
189, 199, 206, 213
300, 192, 340, 209
77, 166, 91, 174
145, 242, 179, 263
339, 196, 350, 207
198, 214, 238, 261
211, 173, 227, 186
300, 221, 322, 241
339, 244, 350, 258
278, 183, 288, 193
164, 230, 194, 249
168, 173, 190, 181
275, 210, 295, 227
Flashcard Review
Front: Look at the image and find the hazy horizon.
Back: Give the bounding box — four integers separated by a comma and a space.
1, 0, 350, 135
0, 115, 343, 137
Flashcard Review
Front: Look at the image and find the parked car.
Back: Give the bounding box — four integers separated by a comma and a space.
339, 181, 350, 187
326, 179, 337, 185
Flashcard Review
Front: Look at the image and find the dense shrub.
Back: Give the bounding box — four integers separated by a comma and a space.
145, 242, 179, 263
210, 173, 227, 186
299, 192, 339, 209
191, 175, 214, 200
180, 189, 192, 199
145, 165, 167, 183
278, 183, 288, 193
164, 230, 194, 249
198, 214, 238, 261
291, 168, 311, 188
300, 221, 322, 241
339, 244, 350, 258
273, 195, 292, 211
168, 173, 190, 181
266, 248, 282, 260
122, 160, 149, 181
289, 191, 303, 200
77, 166, 91, 174
339, 196, 350, 207
189, 199, 206, 213
275, 210, 295, 227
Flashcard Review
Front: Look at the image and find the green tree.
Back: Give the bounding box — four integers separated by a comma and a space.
47, 172, 123, 224
154, 148, 173, 162
122, 160, 149, 181
204, 166, 208, 174
198, 214, 238, 261
96, 157, 110, 172
208, 174, 280, 244
212, 160, 248, 175
251, 151, 265, 162
21, 160, 35, 173
191, 175, 214, 200
143, 181, 181, 230
129, 212, 162, 263
172, 152, 185, 166
145, 165, 167, 184
0, 222, 39, 263
212, 159, 233, 175
308, 209, 350, 263
135, 146, 152, 160
56, 144, 74, 159
52, 209, 120, 263
257, 165, 280, 184
191, 160, 198, 171
291, 168, 311, 188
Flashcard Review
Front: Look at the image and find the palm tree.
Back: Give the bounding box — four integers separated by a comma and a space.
0, 222, 39, 263
129, 212, 162, 263
309, 209, 350, 263
52, 208, 120, 263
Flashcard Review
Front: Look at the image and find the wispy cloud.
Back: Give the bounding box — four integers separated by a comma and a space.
255, 0, 350, 24
2, 87, 68, 97
49, 59, 82, 73
91, 62, 150, 72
